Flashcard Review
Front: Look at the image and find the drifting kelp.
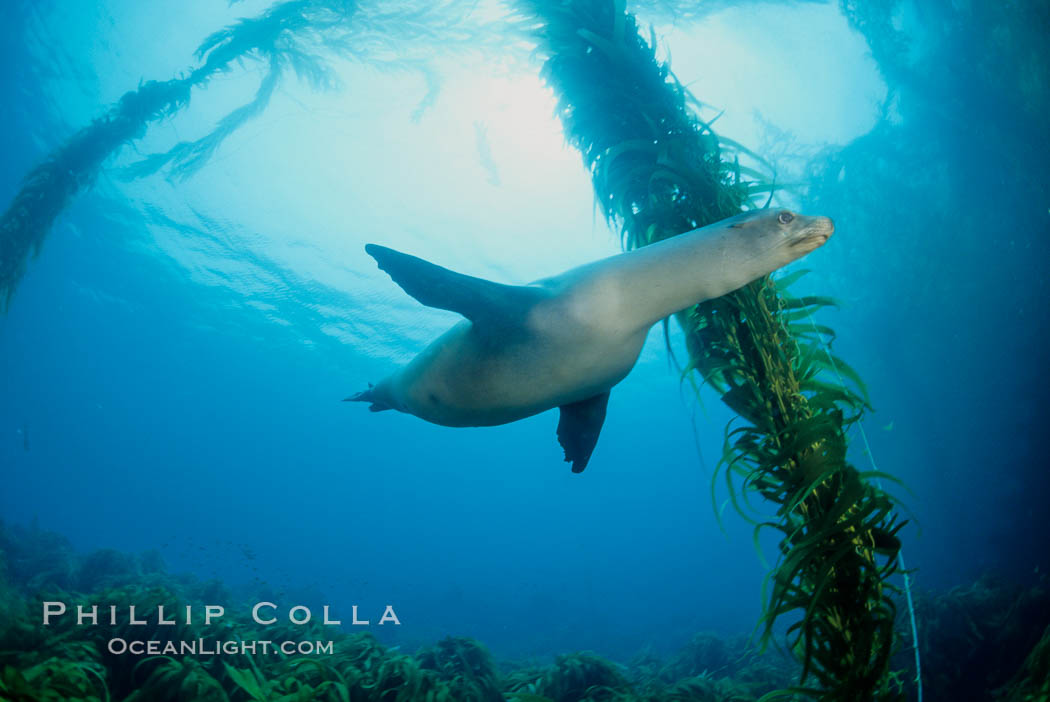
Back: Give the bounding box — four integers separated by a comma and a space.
0, 0, 519, 309
511, 1, 907, 699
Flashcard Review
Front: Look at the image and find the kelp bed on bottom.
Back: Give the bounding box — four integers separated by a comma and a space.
0, 522, 1046, 702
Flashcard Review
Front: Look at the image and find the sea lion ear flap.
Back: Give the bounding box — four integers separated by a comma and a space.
556, 391, 611, 473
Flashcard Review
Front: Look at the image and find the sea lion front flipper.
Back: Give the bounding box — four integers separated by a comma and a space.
556, 392, 610, 473
365, 244, 543, 326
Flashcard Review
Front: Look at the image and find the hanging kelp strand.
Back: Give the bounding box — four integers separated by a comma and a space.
123, 0, 357, 180
1, 0, 512, 310
0, 0, 358, 310
0, 77, 192, 309
514, 1, 907, 699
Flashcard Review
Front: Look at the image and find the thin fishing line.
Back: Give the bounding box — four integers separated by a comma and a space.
669, 301, 922, 697
676, 372, 712, 504
804, 309, 923, 702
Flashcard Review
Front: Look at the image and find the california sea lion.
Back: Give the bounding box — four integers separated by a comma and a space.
347, 209, 833, 472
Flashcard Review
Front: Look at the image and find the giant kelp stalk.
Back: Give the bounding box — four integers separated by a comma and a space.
515, 1, 906, 699
0, 0, 507, 310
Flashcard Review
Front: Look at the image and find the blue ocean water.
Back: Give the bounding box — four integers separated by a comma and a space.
1, 0, 1047, 675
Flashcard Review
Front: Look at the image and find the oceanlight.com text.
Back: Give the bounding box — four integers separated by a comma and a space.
107, 638, 335, 656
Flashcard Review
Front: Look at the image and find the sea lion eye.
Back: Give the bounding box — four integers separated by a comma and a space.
778, 211, 794, 225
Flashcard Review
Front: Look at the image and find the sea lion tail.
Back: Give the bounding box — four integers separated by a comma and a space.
343, 384, 392, 412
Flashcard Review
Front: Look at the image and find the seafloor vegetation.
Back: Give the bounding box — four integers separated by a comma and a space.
1, 521, 1047, 702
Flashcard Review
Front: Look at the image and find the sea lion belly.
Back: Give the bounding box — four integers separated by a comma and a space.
394, 316, 646, 428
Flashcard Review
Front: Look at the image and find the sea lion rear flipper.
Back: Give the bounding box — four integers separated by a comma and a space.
343, 386, 392, 412
556, 392, 610, 473
365, 244, 542, 326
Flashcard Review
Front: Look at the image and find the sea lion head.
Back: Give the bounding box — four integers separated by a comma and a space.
727, 208, 835, 265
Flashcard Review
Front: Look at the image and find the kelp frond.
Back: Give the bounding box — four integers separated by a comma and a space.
514, 1, 907, 699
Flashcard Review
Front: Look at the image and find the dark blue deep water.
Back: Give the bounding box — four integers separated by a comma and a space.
1, 0, 1048, 699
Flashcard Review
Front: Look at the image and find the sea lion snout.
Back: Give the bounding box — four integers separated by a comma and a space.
810, 215, 834, 243
789, 215, 834, 254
